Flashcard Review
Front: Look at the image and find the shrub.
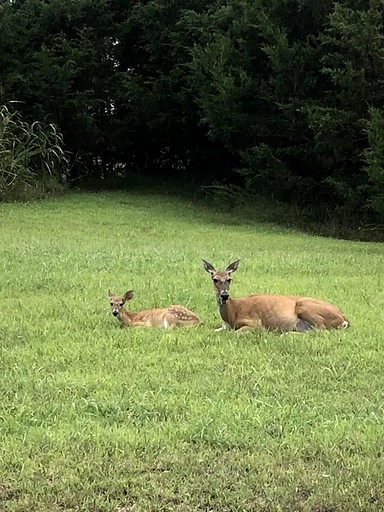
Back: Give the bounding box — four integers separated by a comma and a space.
0, 105, 69, 201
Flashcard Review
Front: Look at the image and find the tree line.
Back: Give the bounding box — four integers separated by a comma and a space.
1, 0, 383, 220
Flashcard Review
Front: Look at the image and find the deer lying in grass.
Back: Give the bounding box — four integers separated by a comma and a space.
203, 259, 350, 332
108, 290, 202, 329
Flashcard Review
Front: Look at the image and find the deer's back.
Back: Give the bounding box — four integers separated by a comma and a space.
229, 294, 347, 331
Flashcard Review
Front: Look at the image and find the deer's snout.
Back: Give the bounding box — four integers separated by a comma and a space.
112, 310, 119, 317
220, 290, 229, 303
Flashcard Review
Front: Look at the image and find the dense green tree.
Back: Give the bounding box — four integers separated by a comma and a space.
313, 0, 384, 215
364, 108, 384, 215
111, 0, 233, 179
190, 0, 334, 203
1, 0, 119, 178
191, 0, 384, 217
1, 0, 383, 219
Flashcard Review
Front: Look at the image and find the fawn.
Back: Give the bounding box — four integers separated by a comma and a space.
108, 289, 202, 328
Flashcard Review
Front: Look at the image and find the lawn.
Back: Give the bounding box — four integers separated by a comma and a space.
0, 191, 383, 511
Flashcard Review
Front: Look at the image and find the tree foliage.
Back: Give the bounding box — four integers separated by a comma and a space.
0, 0, 383, 219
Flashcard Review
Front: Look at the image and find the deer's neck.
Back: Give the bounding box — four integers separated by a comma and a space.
218, 297, 235, 326
119, 308, 135, 326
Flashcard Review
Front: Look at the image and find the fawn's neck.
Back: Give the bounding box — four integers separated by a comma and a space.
119, 307, 135, 325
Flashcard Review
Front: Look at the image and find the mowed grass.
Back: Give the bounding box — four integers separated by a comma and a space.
0, 191, 383, 512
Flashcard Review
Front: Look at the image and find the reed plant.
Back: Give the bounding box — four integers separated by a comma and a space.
0, 105, 68, 201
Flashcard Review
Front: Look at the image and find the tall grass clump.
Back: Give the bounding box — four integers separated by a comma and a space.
0, 105, 69, 201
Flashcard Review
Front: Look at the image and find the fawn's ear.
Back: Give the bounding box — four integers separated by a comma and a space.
108, 290, 115, 298
123, 290, 134, 302
226, 259, 240, 274
202, 259, 216, 276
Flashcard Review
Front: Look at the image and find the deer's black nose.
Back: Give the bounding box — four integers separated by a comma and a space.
112, 311, 119, 317
220, 291, 229, 302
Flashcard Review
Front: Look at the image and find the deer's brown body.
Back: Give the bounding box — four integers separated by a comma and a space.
108, 290, 202, 329
203, 260, 349, 332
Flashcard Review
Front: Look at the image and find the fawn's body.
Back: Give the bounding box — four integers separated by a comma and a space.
108, 290, 202, 328
203, 260, 349, 332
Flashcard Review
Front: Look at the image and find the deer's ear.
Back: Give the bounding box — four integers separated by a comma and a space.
226, 259, 240, 274
108, 290, 115, 298
123, 290, 134, 302
202, 259, 216, 275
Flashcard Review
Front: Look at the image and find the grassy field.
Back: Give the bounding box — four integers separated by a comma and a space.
0, 191, 383, 511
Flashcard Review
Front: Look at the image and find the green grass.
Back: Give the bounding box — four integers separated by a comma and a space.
0, 191, 383, 511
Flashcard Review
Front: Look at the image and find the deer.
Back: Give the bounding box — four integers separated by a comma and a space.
108, 290, 202, 329
202, 259, 350, 332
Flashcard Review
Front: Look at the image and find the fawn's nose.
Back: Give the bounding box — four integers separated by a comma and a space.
112, 310, 119, 317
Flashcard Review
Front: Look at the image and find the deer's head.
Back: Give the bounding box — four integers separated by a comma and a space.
108, 289, 134, 317
202, 259, 240, 305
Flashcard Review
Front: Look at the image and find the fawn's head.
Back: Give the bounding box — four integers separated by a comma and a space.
108, 290, 134, 316
202, 259, 240, 305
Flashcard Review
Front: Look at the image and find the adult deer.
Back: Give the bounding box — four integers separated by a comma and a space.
202, 259, 349, 332
108, 290, 202, 329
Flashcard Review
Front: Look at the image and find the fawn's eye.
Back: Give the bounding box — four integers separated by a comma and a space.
110, 302, 113, 306
213, 278, 218, 284
227, 279, 232, 284
119, 303, 124, 307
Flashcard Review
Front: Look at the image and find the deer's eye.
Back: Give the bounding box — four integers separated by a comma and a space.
227, 279, 232, 284
110, 302, 113, 306
119, 303, 124, 307
213, 278, 219, 284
